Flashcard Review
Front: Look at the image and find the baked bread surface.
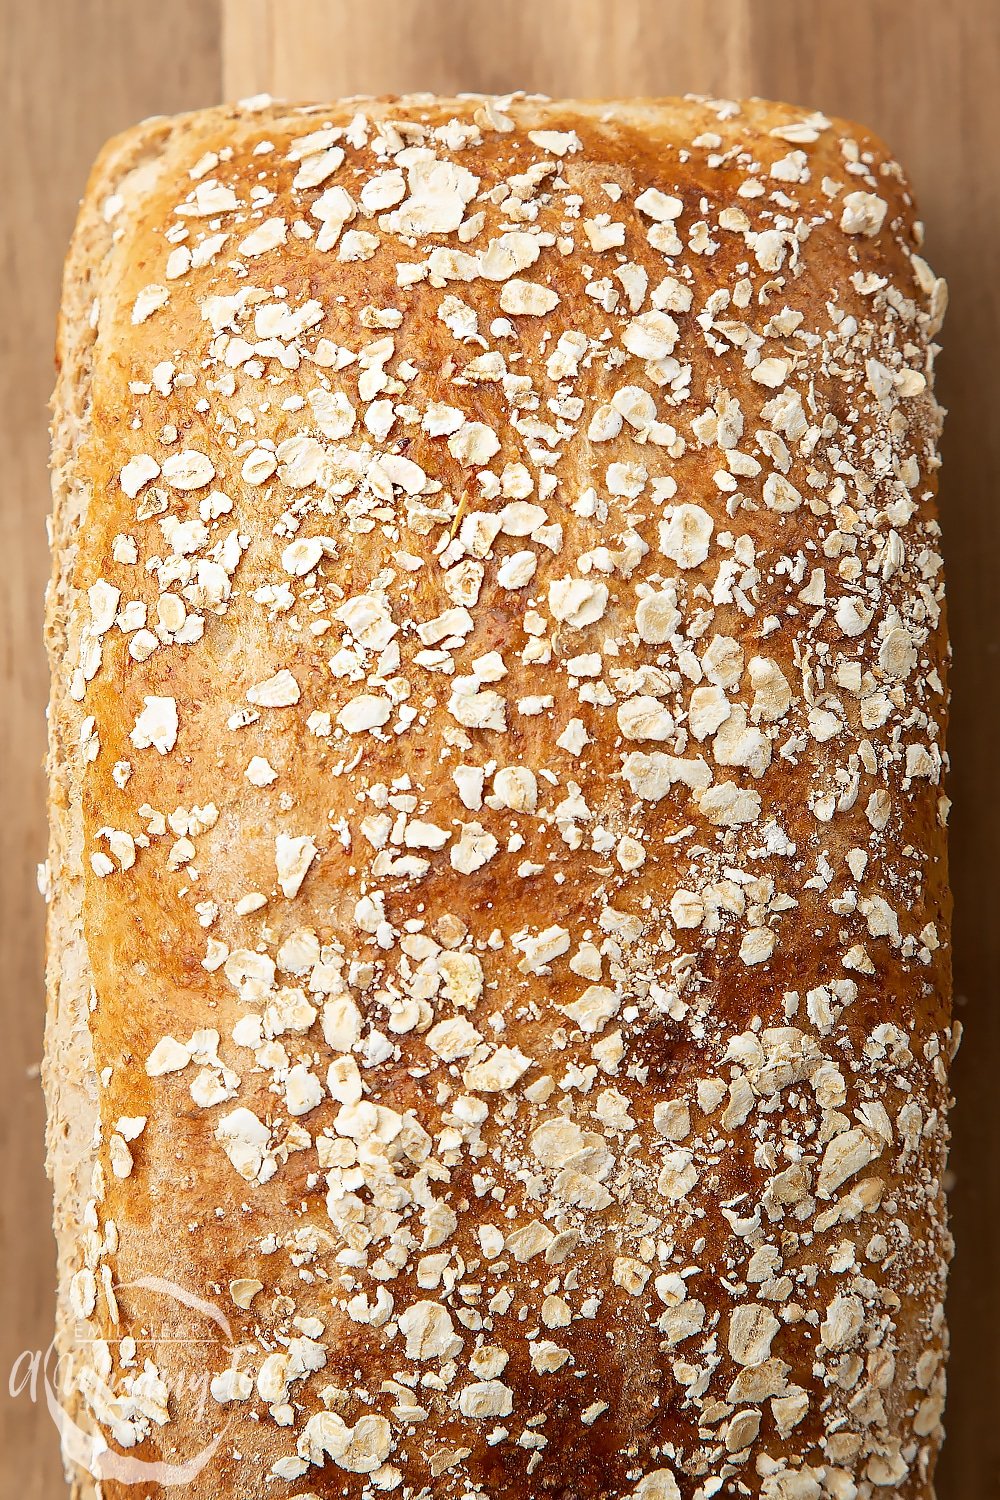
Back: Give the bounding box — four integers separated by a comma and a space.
45, 93, 952, 1500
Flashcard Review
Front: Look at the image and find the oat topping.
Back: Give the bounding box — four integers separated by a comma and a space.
53, 92, 951, 1500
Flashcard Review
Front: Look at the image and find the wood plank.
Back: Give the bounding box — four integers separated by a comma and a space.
0, 4, 221, 1494
222, 0, 755, 102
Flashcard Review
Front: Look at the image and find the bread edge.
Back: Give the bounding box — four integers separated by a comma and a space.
43, 113, 191, 1500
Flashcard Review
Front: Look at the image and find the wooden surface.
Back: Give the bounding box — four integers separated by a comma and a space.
2, 2, 997, 1494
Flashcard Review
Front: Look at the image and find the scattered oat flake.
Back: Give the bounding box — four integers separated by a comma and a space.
129, 696, 178, 754
247, 670, 300, 707
161, 449, 216, 490
131, 284, 169, 324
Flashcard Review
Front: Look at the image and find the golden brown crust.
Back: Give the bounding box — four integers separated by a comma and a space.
45, 113, 191, 1500
46, 94, 951, 1500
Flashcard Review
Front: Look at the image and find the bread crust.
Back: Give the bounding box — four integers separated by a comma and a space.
45, 113, 190, 1500
45, 95, 951, 1500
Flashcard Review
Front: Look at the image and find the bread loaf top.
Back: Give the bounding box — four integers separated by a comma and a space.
48, 94, 951, 1499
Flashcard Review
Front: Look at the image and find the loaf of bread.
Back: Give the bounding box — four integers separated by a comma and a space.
45, 93, 952, 1500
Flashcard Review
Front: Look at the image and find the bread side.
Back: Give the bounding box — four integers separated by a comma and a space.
47, 94, 952, 1500
45, 114, 201, 1499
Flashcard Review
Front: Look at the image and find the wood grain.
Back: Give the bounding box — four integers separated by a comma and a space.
222, 0, 755, 101
0, 4, 221, 1497
2, 2, 997, 1494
